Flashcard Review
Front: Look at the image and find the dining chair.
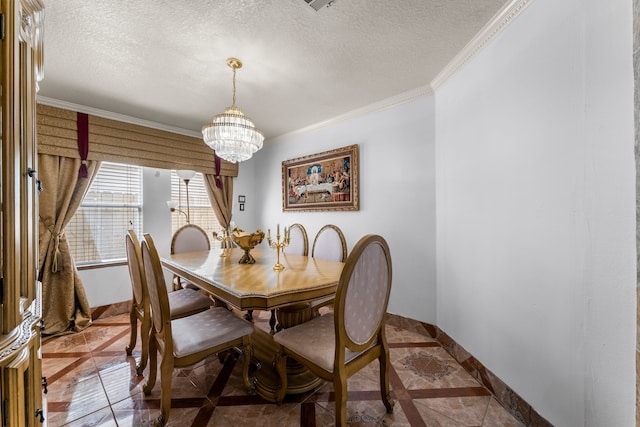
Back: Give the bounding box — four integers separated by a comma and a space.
125, 230, 212, 375
141, 233, 254, 426
266, 223, 309, 328
277, 224, 346, 329
274, 234, 394, 426
272, 223, 310, 329
283, 223, 308, 256
170, 223, 210, 290
308, 224, 347, 314
311, 224, 347, 262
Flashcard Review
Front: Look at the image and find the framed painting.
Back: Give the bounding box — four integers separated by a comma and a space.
282, 144, 359, 212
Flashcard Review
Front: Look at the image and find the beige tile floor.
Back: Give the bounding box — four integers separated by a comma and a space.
42, 310, 525, 426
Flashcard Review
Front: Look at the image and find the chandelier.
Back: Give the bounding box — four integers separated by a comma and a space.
202, 58, 264, 163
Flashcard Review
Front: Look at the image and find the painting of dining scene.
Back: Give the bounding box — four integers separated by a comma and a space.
282, 144, 359, 211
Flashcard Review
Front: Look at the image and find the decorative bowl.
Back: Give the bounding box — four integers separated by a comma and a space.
232, 228, 265, 264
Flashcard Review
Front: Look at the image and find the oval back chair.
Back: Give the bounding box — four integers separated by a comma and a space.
141, 233, 254, 426
171, 223, 210, 254
125, 230, 211, 375
274, 234, 395, 426
170, 223, 210, 289
309, 224, 347, 313
311, 224, 347, 262
283, 223, 308, 256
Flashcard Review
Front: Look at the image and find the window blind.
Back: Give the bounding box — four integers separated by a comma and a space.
171, 171, 224, 239
66, 162, 143, 264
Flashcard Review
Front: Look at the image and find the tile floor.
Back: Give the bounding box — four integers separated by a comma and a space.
42, 310, 525, 426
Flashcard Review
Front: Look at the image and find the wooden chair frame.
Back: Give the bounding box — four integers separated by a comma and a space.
141, 233, 253, 425
275, 234, 394, 426
311, 224, 347, 261
309, 224, 347, 313
170, 223, 210, 290
125, 230, 151, 375
283, 223, 309, 256
125, 230, 211, 375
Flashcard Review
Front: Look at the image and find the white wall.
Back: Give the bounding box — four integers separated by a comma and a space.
435, 0, 635, 425
237, 96, 438, 323
75, 2, 636, 424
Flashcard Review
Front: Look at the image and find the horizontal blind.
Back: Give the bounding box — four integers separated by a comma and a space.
66, 162, 143, 264
171, 171, 224, 241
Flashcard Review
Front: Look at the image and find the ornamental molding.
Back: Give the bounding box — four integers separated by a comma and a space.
0, 284, 42, 364
269, 84, 433, 144
430, 0, 536, 91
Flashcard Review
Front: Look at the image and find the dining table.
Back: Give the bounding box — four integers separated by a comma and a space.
161, 245, 345, 402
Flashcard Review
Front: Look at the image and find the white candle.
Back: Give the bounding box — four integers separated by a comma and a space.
277, 223, 280, 237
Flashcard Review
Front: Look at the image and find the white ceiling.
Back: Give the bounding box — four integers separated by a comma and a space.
39, 0, 510, 140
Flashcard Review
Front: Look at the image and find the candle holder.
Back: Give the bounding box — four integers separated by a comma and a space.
212, 228, 233, 257
267, 225, 290, 271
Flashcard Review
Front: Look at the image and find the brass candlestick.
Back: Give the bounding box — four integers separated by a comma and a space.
267, 225, 290, 271
212, 228, 233, 257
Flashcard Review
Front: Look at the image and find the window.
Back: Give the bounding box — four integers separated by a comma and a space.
171, 171, 224, 238
66, 162, 143, 264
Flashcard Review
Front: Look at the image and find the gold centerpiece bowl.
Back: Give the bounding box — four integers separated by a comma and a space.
232, 228, 265, 264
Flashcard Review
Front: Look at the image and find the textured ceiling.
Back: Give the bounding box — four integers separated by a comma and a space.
39, 0, 510, 139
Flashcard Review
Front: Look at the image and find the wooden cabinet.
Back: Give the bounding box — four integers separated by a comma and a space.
0, 0, 45, 425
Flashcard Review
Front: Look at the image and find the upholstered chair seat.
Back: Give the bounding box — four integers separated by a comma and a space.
170, 307, 254, 358
168, 288, 212, 319
273, 313, 374, 372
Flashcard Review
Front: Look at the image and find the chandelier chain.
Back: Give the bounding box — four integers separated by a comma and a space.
202, 57, 264, 163
232, 67, 237, 107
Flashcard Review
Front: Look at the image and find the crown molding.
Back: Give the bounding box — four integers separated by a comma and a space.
36, 96, 202, 138
38, 0, 534, 146
269, 84, 433, 144
430, 0, 535, 91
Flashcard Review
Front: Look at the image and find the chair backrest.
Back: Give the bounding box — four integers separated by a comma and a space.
171, 224, 210, 254
334, 234, 392, 350
283, 223, 308, 256
141, 233, 172, 338
125, 229, 146, 308
311, 224, 347, 262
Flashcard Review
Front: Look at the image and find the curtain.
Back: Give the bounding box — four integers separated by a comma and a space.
204, 174, 233, 229
37, 104, 239, 177
38, 154, 101, 335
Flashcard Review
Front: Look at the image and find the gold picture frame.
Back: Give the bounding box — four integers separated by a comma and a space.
282, 144, 359, 212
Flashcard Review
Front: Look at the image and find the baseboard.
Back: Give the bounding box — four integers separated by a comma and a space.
90, 301, 131, 320
385, 313, 552, 427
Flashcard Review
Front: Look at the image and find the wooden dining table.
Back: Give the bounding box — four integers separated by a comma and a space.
161, 246, 344, 402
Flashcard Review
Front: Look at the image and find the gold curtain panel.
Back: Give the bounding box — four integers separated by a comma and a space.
36, 104, 239, 177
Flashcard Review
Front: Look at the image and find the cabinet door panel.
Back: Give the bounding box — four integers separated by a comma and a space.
18, 0, 39, 305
